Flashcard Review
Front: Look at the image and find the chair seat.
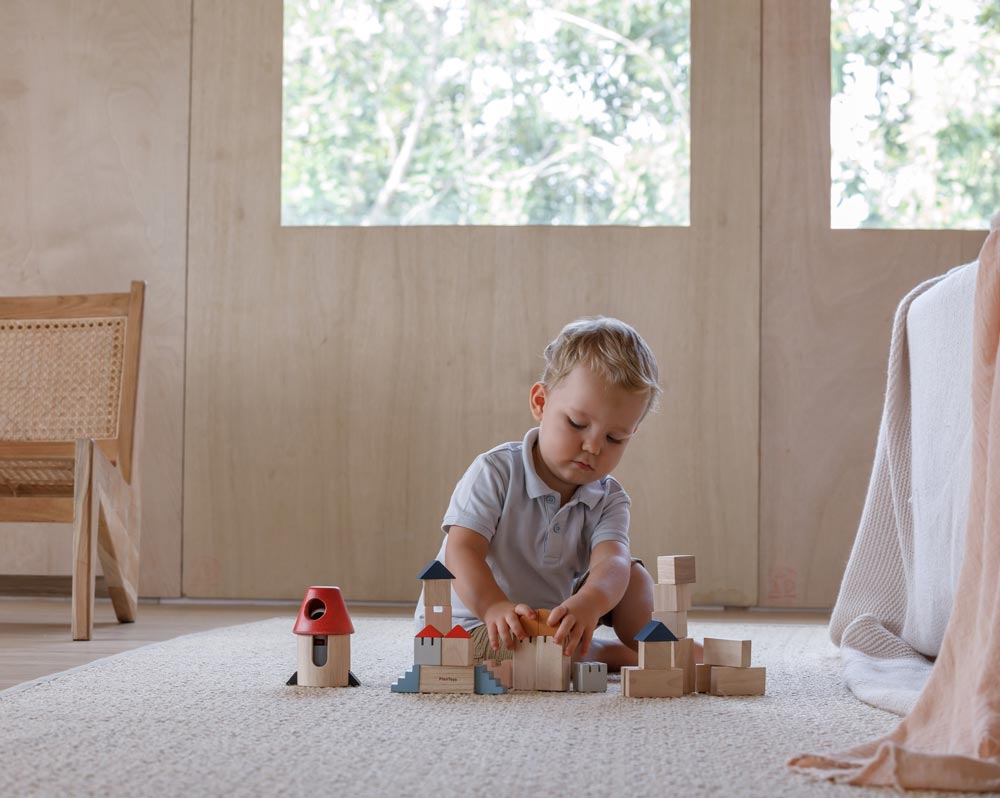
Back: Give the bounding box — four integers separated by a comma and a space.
0, 458, 75, 495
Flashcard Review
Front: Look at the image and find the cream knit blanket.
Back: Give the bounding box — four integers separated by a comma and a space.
791, 219, 1000, 791
829, 258, 977, 717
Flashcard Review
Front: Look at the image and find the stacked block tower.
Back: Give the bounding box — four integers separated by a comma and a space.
622, 554, 698, 696
391, 560, 507, 695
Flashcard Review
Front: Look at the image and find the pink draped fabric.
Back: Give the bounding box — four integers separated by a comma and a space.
789, 226, 1000, 792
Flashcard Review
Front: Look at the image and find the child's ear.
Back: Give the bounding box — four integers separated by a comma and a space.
529, 382, 547, 422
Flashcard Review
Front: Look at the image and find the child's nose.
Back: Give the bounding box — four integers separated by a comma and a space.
582, 436, 600, 455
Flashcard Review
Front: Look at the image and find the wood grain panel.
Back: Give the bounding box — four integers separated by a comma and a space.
185, 1, 761, 602
0, 0, 190, 596
760, 0, 984, 607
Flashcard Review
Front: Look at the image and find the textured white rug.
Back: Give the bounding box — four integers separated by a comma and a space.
0, 616, 973, 797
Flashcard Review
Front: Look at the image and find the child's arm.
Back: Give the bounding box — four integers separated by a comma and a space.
548, 540, 631, 656
445, 526, 537, 652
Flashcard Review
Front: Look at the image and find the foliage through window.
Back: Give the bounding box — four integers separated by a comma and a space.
282, 0, 690, 226
831, 0, 1000, 229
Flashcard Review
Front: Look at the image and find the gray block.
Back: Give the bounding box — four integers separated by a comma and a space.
572, 661, 608, 693
414, 636, 442, 666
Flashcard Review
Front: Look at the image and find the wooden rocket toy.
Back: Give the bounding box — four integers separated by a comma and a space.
287, 586, 360, 687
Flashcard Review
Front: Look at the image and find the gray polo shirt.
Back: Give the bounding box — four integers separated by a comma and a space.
415, 427, 631, 631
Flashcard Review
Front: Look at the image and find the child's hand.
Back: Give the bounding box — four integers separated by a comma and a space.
483, 602, 536, 653
548, 597, 602, 657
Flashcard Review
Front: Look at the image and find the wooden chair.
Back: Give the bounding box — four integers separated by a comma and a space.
0, 282, 145, 640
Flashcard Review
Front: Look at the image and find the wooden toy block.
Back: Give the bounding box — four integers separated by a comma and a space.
634, 619, 678, 643
622, 666, 684, 698
391, 665, 421, 693
672, 636, 695, 693
423, 579, 452, 608
426, 606, 452, 635
484, 658, 513, 689
638, 640, 674, 670
512, 640, 537, 691
657, 555, 696, 585
572, 662, 608, 693
695, 663, 713, 693
653, 582, 693, 612
651, 610, 688, 639
295, 634, 351, 687
473, 664, 508, 695
534, 608, 559, 637
442, 626, 473, 666
710, 666, 766, 696
417, 560, 456, 581
418, 665, 476, 693
703, 638, 752, 669
535, 637, 571, 691
519, 609, 558, 638
414, 635, 442, 666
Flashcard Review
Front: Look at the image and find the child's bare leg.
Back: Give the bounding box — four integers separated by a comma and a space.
586, 561, 654, 672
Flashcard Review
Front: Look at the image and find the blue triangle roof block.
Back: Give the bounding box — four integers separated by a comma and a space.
634, 620, 678, 642
417, 560, 455, 581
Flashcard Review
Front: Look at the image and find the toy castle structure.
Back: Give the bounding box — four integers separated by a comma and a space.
391, 560, 507, 694
622, 555, 766, 698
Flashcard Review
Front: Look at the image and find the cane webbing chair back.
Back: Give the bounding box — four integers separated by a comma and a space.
0, 282, 144, 490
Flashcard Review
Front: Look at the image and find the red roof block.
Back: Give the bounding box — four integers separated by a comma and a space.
445, 625, 471, 639
416, 624, 444, 638
293, 586, 355, 636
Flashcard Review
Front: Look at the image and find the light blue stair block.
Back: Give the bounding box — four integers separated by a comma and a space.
391, 665, 421, 693
474, 663, 508, 695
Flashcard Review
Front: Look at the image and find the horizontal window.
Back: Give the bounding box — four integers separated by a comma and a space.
282, 0, 690, 226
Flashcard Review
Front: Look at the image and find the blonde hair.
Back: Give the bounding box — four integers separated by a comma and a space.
541, 317, 662, 416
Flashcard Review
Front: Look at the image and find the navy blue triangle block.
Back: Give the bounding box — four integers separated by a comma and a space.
417, 560, 455, 581
634, 619, 678, 642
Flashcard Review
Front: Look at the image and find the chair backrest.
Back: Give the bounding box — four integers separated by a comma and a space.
0, 282, 145, 482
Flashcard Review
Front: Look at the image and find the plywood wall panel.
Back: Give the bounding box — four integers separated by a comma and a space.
0, 0, 190, 596
760, 0, 981, 607
185, 1, 761, 602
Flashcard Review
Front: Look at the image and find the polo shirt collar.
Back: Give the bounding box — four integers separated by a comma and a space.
521, 427, 604, 509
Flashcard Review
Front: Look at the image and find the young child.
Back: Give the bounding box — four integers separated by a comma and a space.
416, 317, 660, 670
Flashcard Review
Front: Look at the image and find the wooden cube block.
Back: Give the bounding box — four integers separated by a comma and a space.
695, 663, 713, 693
710, 666, 766, 696
442, 636, 473, 666
657, 555, 696, 584
638, 640, 674, 670
703, 638, 752, 668
572, 662, 608, 693
414, 635, 442, 666
651, 610, 687, 639
418, 665, 475, 693
425, 606, 452, 635
423, 580, 451, 608
622, 666, 684, 698
653, 582, 693, 612
535, 636, 571, 691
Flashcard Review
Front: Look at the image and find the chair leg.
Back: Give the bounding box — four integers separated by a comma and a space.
71, 439, 96, 641
97, 496, 138, 623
